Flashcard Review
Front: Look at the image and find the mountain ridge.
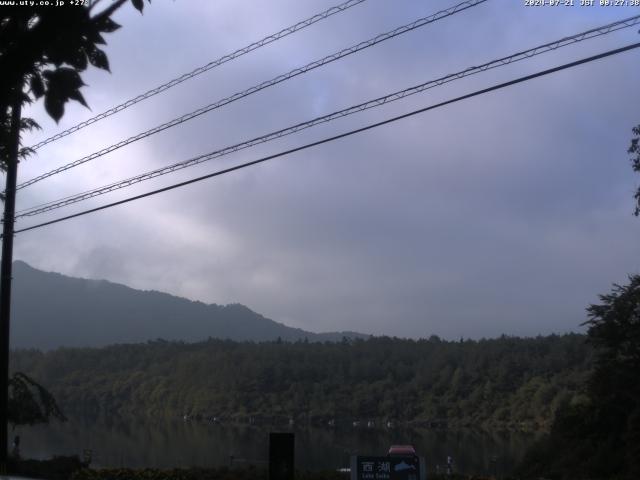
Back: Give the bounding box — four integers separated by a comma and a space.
9, 260, 368, 350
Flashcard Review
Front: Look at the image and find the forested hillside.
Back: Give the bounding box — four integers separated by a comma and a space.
11, 334, 590, 430
517, 275, 640, 479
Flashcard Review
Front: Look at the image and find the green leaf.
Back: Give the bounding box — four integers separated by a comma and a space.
42, 68, 89, 121
42, 68, 85, 89
20, 118, 41, 132
68, 89, 89, 108
48, 69, 86, 97
96, 16, 121, 33
20, 91, 32, 105
19, 147, 36, 161
88, 47, 110, 72
84, 29, 106, 45
44, 94, 64, 123
132, 0, 144, 12
67, 48, 88, 71
8, 372, 66, 428
30, 74, 44, 99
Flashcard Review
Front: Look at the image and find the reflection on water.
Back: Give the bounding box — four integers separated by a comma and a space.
16, 416, 538, 475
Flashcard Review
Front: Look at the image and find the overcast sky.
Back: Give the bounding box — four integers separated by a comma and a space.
13, 0, 640, 339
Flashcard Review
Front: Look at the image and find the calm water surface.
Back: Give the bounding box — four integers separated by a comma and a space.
16, 417, 538, 475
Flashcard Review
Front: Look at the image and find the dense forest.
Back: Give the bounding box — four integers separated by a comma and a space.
10, 334, 590, 430
517, 275, 640, 479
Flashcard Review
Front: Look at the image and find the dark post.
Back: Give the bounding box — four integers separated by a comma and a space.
0, 88, 22, 471
269, 432, 294, 480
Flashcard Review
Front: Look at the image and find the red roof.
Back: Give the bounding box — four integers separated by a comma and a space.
388, 445, 416, 456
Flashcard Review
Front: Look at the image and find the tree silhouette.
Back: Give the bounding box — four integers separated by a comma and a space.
629, 124, 640, 216
518, 277, 640, 479
7, 372, 66, 429
0, 0, 151, 466
584, 275, 640, 478
1, 0, 151, 168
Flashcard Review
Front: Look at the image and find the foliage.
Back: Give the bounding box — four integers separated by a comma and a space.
7, 372, 66, 428
518, 275, 640, 480
1, 0, 150, 442
585, 276, 640, 432
0, 0, 150, 169
70, 466, 347, 480
69, 467, 504, 480
11, 334, 590, 431
630, 124, 640, 216
71, 466, 268, 480
8, 455, 85, 480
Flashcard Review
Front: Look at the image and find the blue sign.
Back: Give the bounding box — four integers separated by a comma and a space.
351, 455, 426, 480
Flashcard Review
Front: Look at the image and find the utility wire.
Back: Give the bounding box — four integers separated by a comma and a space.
16, 14, 640, 219
12, 42, 640, 235
16, 0, 487, 191
26, 0, 370, 151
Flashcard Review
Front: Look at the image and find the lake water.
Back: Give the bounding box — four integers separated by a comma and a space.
16, 417, 538, 476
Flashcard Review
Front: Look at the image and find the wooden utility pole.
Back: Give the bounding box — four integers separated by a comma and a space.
0, 86, 23, 470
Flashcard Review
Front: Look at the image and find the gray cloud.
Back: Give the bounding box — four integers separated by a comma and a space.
12, 0, 640, 339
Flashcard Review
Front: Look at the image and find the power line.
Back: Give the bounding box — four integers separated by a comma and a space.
16, 14, 637, 216
26, 0, 370, 151
16, 15, 640, 219
12, 42, 640, 236
16, 0, 487, 191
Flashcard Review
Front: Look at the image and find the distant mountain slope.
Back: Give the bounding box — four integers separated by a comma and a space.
9, 261, 368, 349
